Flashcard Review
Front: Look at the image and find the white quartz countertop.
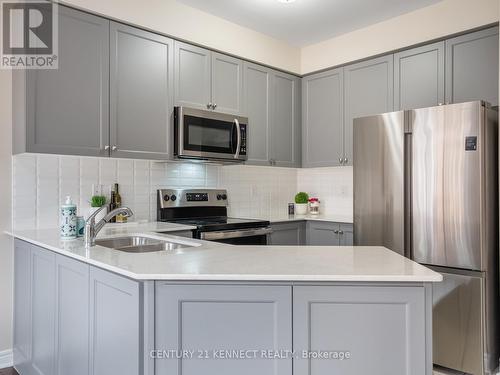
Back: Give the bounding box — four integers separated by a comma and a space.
6, 223, 441, 283
254, 214, 354, 224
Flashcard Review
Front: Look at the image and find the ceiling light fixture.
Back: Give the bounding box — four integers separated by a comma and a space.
277, 0, 296, 3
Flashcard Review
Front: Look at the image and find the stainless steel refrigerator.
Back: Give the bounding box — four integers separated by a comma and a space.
353, 101, 499, 375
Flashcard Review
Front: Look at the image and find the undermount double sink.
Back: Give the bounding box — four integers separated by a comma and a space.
95, 235, 195, 253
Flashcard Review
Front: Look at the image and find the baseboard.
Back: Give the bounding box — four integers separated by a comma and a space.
0, 349, 13, 369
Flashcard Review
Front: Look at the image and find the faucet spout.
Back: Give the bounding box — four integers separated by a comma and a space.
84, 207, 134, 247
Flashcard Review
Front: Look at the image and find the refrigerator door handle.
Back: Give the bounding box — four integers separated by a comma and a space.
404, 132, 413, 260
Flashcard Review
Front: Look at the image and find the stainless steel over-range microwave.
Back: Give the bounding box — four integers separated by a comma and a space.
174, 107, 248, 162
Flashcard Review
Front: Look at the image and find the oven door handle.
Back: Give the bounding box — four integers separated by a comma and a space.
234, 118, 241, 159
200, 227, 273, 241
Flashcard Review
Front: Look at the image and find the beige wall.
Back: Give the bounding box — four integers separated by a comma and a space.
60, 0, 301, 74
0, 69, 13, 353
301, 0, 500, 74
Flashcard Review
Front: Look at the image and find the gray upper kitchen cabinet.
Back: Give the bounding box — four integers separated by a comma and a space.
271, 71, 302, 167
243, 62, 272, 165
90, 266, 141, 375
15, 6, 110, 157
31, 245, 56, 375
155, 284, 293, 375
174, 42, 244, 114
394, 42, 445, 110
55, 255, 89, 375
302, 68, 344, 167
13, 240, 32, 375
445, 27, 499, 106
343, 55, 394, 166
174, 41, 211, 110
269, 221, 306, 245
293, 285, 427, 375
109, 22, 174, 160
211, 52, 244, 115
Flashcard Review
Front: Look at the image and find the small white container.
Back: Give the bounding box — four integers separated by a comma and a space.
60, 196, 77, 240
309, 198, 320, 215
295, 203, 308, 215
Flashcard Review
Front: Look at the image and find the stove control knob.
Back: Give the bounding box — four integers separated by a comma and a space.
217, 194, 222, 200
221, 194, 227, 200
163, 195, 170, 202
170, 194, 177, 202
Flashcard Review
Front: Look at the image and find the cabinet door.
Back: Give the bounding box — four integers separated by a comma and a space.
270, 222, 306, 245
26, 6, 109, 157
244, 62, 272, 165
90, 266, 140, 375
31, 246, 56, 375
110, 22, 174, 160
155, 284, 292, 375
394, 42, 445, 110
212, 52, 243, 115
13, 240, 32, 374
174, 41, 211, 110
445, 27, 499, 106
302, 68, 344, 167
344, 55, 394, 165
339, 224, 354, 246
306, 221, 340, 246
272, 71, 301, 167
293, 286, 427, 375
55, 255, 89, 375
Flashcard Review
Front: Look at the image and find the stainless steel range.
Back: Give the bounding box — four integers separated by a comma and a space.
157, 189, 271, 245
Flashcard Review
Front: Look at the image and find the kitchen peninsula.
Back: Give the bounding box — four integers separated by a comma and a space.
8, 224, 441, 375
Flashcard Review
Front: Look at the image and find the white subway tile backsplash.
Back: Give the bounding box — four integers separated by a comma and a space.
13, 154, 354, 230
12, 155, 220, 229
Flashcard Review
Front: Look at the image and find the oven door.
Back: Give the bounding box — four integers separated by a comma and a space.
199, 227, 272, 245
175, 107, 247, 161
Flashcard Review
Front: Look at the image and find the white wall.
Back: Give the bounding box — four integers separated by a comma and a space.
301, 0, 500, 74
0, 70, 13, 356
60, 0, 301, 74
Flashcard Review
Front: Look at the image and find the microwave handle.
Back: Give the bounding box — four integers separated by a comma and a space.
234, 119, 241, 159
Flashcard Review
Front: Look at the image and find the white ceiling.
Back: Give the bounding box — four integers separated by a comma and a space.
176, 0, 443, 47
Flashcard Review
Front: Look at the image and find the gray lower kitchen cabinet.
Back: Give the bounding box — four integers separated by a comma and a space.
302, 68, 344, 167
446, 27, 499, 106
13, 239, 143, 375
269, 221, 306, 245
271, 71, 302, 167
14, 6, 110, 156
394, 42, 445, 110
174, 41, 211, 110
343, 55, 394, 165
55, 255, 90, 375
13, 240, 32, 375
293, 285, 428, 375
212, 52, 244, 115
155, 284, 293, 375
31, 245, 56, 375
90, 266, 141, 375
243, 62, 272, 165
110, 22, 174, 160
306, 221, 353, 246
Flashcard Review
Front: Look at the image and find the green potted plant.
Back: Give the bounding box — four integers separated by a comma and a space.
294, 192, 309, 215
89, 195, 107, 222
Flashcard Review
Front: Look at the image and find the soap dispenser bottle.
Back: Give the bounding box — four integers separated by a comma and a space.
60, 195, 77, 240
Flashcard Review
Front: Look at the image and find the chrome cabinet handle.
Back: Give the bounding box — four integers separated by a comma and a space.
104, 145, 110, 151
333, 230, 339, 234
112, 145, 117, 151
234, 119, 241, 159
343, 157, 348, 164
338, 230, 344, 235
212, 103, 217, 110
207, 103, 213, 109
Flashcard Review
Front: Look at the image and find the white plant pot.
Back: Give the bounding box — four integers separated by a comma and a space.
295, 203, 308, 215
87, 206, 107, 222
